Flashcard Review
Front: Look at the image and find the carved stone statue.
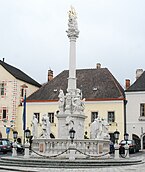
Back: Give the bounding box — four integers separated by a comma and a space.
72, 89, 84, 114
67, 6, 79, 38
102, 118, 110, 139
90, 118, 110, 139
31, 115, 38, 139
40, 114, 50, 139
97, 118, 103, 139
90, 118, 99, 139
58, 89, 65, 113
65, 92, 72, 114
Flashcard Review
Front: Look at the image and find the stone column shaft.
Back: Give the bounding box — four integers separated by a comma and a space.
68, 38, 77, 90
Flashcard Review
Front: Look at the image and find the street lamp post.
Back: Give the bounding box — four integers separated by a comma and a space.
24, 128, 31, 158
12, 131, 18, 157
114, 130, 120, 159
69, 127, 76, 161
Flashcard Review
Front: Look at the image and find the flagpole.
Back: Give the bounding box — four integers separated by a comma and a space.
23, 91, 26, 144
22, 84, 28, 144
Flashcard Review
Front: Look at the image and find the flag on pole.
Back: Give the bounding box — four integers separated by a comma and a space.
23, 92, 26, 131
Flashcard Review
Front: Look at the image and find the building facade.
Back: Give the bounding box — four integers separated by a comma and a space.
25, 65, 125, 142
0, 59, 41, 140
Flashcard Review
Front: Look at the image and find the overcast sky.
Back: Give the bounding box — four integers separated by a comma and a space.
0, 0, 145, 87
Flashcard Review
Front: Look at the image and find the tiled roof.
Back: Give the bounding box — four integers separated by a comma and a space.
27, 68, 124, 101
0, 60, 41, 87
125, 71, 145, 92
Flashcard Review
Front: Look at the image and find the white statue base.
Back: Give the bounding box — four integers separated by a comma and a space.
57, 113, 86, 139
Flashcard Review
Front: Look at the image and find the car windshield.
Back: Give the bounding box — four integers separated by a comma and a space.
2, 140, 8, 145
0, 140, 11, 146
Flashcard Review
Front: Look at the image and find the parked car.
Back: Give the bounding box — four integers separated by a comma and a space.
0, 139, 12, 154
119, 140, 140, 154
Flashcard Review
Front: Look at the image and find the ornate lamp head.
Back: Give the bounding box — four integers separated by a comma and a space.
114, 130, 120, 144
13, 131, 18, 142
69, 127, 76, 143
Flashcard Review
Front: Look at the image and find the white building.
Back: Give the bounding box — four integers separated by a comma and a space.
125, 69, 145, 150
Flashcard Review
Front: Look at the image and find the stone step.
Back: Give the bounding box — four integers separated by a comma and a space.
0, 157, 143, 168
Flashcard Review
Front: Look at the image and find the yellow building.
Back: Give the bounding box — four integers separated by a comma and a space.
0, 59, 41, 140
23, 65, 125, 142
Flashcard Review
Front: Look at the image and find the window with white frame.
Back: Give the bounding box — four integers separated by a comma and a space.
2, 109, 7, 119
48, 113, 54, 123
34, 113, 40, 123
0, 83, 4, 96
91, 112, 98, 122
140, 104, 145, 117
108, 111, 115, 123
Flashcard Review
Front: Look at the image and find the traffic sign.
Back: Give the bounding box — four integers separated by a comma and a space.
6, 127, 10, 134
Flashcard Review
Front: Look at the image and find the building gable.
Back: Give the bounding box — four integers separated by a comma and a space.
126, 71, 145, 92
0, 60, 41, 87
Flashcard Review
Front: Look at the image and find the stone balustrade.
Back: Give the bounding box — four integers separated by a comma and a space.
31, 138, 110, 159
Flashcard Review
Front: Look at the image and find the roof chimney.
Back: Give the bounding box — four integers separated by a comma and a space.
2, 58, 5, 62
48, 69, 53, 81
136, 69, 143, 80
96, 63, 101, 69
125, 79, 130, 90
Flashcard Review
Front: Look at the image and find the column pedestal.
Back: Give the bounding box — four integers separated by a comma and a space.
12, 142, 17, 157
124, 144, 130, 158
69, 143, 76, 161
24, 142, 30, 159
114, 143, 120, 159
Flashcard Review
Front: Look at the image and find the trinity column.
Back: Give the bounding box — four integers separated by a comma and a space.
67, 6, 79, 90
56, 7, 86, 139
